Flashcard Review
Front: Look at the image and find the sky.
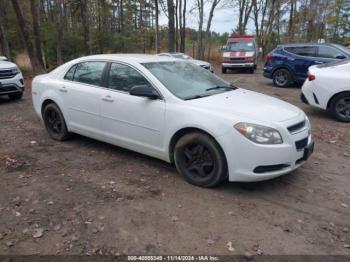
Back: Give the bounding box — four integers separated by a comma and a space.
158, 1, 255, 35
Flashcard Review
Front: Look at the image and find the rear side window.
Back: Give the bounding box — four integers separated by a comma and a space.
64, 65, 76, 81
285, 46, 316, 57
318, 46, 342, 59
72, 62, 106, 86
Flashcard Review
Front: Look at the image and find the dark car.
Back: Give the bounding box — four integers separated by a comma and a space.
263, 43, 350, 87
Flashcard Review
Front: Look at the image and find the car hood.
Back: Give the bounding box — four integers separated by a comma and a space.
190, 59, 210, 66
0, 61, 17, 70
187, 89, 303, 123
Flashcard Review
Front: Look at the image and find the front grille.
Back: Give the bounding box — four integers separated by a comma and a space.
229, 58, 245, 62
0, 85, 18, 93
287, 121, 306, 134
295, 137, 308, 150
0, 69, 17, 79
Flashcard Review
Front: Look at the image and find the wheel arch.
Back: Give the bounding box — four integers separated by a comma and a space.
41, 98, 57, 116
168, 127, 227, 164
327, 90, 350, 109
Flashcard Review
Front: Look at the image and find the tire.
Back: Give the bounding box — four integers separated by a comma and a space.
43, 103, 71, 141
248, 68, 255, 74
222, 67, 227, 74
174, 132, 228, 188
272, 68, 291, 87
329, 92, 350, 122
8, 92, 23, 100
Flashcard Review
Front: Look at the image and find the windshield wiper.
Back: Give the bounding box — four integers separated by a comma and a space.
184, 94, 211, 100
205, 85, 236, 92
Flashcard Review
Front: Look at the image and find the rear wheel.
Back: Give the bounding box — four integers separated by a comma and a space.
174, 132, 228, 188
222, 67, 227, 74
43, 103, 71, 141
273, 68, 291, 87
8, 92, 23, 100
329, 92, 350, 122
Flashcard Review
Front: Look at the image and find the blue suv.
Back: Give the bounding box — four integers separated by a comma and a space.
263, 43, 350, 87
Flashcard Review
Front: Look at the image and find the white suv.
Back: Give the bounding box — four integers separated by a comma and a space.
0, 57, 24, 100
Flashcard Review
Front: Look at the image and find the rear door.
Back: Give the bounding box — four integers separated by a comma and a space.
284, 46, 317, 80
62, 61, 107, 137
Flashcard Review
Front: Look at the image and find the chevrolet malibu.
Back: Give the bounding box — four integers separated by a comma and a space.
32, 54, 314, 187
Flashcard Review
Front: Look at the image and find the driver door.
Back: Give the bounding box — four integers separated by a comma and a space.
100, 62, 166, 157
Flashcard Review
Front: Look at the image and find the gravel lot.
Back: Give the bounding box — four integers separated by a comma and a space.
0, 67, 349, 256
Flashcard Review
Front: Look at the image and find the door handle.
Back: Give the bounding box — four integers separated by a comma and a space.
102, 95, 114, 102
59, 86, 68, 93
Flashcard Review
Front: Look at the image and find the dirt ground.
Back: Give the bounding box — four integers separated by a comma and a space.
0, 67, 349, 256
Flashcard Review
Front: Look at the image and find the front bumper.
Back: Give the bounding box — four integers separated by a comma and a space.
217, 124, 314, 182
222, 62, 255, 68
0, 72, 24, 95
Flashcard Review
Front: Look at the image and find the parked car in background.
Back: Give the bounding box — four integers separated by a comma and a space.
0, 58, 24, 100
264, 43, 350, 87
0, 56, 9, 61
301, 58, 350, 122
157, 52, 214, 72
222, 35, 258, 74
32, 54, 313, 187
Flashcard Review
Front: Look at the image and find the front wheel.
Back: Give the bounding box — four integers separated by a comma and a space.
273, 68, 291, 87
222, 67, 227, 74
43, 103, 71, 141
329, 93, 350, 122
174, 132, 228, 188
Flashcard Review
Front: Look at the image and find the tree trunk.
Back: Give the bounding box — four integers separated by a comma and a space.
180, 0, 186, 52
197, 0, 204, 59
155, 0, 160, 53
167, 0, 175, 52
80, 0, 90, 55
204, 0, 221, 59
56, 0, 64, 65
30, 0, 45, 68
0, 24, 11, 60
175, 0, 178, 51
11, 0, 45, 73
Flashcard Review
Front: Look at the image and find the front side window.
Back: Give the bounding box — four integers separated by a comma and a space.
143, 61, 235, 100
73, 61, 106, 86
107, 63, 150, 92
318, 46, 342, 59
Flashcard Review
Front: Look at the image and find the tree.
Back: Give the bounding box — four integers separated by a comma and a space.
167, 0, 175, 52
11, 0, 45, 73
30, 0, 45, 68
236, 0, 253, 34
155, 0, 160, 52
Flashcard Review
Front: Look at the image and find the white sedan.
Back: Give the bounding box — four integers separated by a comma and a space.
32, 54, 313, 187
301, 59, 350, 122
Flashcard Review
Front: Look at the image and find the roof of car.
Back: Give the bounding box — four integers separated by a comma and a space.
278, 43, 337, 48
76, 54, 177, 63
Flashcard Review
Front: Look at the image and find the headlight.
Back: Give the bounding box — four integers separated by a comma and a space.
234, 122, 283, 144
11, 67, 20, 75
305, 116, 311, 134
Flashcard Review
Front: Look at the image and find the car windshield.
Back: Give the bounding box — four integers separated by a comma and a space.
226, 42, 255, 52
142, 61, 236, 100
171, 53, 192, 60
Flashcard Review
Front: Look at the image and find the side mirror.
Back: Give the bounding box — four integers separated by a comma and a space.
222, 45, 227, 51
129, 85, 160, 100
336, 54, 346, 59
